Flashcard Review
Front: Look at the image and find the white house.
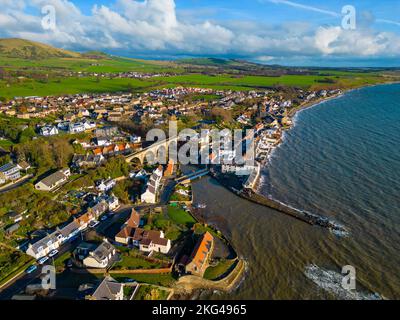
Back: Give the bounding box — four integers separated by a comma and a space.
83, 241, 116, 269
40, 126, 59, 136
69, 122, 86, 134
34, 168, 71, 192
106, 195, 120, 211
141, 166, 163, 204
96, 179, 116, 193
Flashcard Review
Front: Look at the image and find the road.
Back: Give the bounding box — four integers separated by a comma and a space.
0, 239, 79, 300
0, 205, 134, 300
0, 175, 33, 195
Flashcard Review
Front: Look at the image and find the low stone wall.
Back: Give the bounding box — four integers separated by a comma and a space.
173, 259, 246, 294
71, 267, 172, 275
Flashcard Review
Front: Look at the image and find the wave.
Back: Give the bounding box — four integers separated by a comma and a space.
304, 264, 383, 300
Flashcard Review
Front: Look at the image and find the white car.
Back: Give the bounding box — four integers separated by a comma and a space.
48, 250, 59, 258
38, 256, 49, 265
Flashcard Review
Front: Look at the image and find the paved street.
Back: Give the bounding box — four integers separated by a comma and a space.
0, 205, 133, 299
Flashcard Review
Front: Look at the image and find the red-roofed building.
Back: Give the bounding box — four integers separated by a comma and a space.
185, 232, 214, 277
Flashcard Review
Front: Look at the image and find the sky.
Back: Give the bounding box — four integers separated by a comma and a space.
0, 0, 399, 67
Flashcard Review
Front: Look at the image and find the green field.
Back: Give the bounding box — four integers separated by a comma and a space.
204, 259, 236, 281
167, 205, 196, 228
112, 273, 177, 287
0, 72, 390, 99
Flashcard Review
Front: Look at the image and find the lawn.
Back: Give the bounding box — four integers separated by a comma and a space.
167, 205, 196, 228
112, 273, 177, 287
133, 284, 170, 300
113, 254, 164, 270
204, 259, 237, 281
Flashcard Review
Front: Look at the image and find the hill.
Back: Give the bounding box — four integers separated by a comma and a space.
0, 38, 81, 59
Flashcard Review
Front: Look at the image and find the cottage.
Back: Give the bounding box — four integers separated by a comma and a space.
83, 241, 116, 269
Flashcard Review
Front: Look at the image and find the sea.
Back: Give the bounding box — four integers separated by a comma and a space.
191, 83, 400, 299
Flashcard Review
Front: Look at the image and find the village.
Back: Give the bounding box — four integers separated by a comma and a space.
0, 84, 342, 300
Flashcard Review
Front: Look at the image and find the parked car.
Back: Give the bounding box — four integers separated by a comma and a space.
48, 250, 59, 258
25, 265, 38, 274
38, 256, 49, 265
89, 220, 100, 228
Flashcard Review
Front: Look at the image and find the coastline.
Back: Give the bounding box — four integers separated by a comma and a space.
206, 83, 400, 234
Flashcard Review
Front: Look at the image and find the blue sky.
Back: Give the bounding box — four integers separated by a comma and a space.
1, 0, 399, 66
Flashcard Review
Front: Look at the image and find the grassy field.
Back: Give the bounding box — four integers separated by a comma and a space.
204, 259, 237, 281
167, 205, 196, 228
0, 72, 391, 99
113, 254, 163, 270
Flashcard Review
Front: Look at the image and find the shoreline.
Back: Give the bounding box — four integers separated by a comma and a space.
246, 82, 400, 232
204, 84, 400, 234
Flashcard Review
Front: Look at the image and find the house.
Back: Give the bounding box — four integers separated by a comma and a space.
89, 200, 109, 217
74, 212, 96, 231
17, 161, 31, 172
141, 166, 163, 204
26, 230, 64, 259
83, 241, 116, 269
129, 134, 142, 144
35, 168, 71, 192
40, 126, 59, 136
116, 227, 171, 254
185, 232, 214, 277
96, 179, 116, 193
88, 276, 124, 300
115, 210, 170, 254
95, 126, 118, 137
7, 211, 24, 223
106, 195, 120, 211
72, 154, 105, 168
0, 163, 21, 182
95, 137, 110, 147
5, 223, 20, 235
69, 122, 85, 134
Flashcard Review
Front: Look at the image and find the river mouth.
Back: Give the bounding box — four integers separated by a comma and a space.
185, 84, 400, 300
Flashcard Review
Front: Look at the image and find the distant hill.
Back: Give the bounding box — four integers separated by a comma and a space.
0, 38, 81, 59
82, 51, 111, 60
178, 57, 237, 66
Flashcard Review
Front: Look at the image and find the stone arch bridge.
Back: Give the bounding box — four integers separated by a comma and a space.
125, 136, 179, 165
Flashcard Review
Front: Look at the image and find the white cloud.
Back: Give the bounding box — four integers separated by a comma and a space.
0, 0, 398, 62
